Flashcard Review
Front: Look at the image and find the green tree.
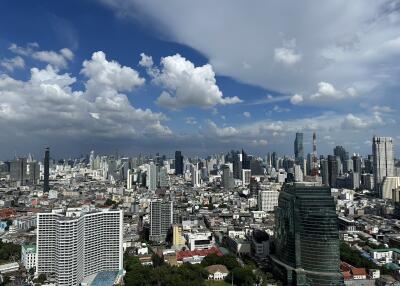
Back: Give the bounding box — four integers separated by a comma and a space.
201, 253, 240, 270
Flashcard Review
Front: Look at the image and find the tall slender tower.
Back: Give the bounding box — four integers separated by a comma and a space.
373, 136, 394, 196
43, 147, 50, 192
311, 132, 318, 176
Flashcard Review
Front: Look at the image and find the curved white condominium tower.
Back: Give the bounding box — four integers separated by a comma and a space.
36, 208, 123, 286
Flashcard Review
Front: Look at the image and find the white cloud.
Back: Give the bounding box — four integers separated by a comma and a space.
372, 105, 394, 113
0, 52, 170, 148
341, 113, 384, 129
310, 81, 358, 100
290, 94, 303, 105
1, 56, 25, 71
243, 111, 251, 118
9, 43, 74, 69
140, 53, 242, 109
82, 51, 145, 95
274, 47, 302, 65
100, 0, 400, 111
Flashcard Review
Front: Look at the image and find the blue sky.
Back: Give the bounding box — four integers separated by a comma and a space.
0, 0, 399, 159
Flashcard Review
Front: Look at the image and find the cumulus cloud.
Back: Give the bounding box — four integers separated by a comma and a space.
341, 113, 384, 129
290, 94, 303, 105
274, 47, 302, 65
100, 0, 400, 111
0, 56, 25, 71
0, 51, 171, 153
9, 43, 74, 69
310, 82, 358, 101
243, 111, 251, 118
140, 53, 242, 109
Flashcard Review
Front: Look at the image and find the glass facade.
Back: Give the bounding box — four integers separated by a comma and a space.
274, 183, 343, 285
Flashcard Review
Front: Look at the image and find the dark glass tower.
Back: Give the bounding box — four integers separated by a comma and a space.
328, 155, 338, 187
174, 151, 183, 175
272, 183, 343, 285
43, 147, 50, 192
294, 132, 304, 165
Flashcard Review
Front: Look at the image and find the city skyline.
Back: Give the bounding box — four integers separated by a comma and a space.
1, 1, 400, 158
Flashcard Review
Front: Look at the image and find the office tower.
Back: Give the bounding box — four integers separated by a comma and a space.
242, 149, 251, 169
36, 209, 123, 286
149, 199, 173, 242
190, 164, 201, 187
221, 164, 234, 189
364, 155, 374, 174
233, 152, 242, 179
294, 132, 304, 167
352, 155, 362, 174
373, 136, 394, 196
272, 183, 342, 285
89, 150, 95, 169
328, 155, 338, 188
174, 151, 184, 175
242, 169, 251, 186
311, 132, 318, 176
158, 166, 169, 188
27, 161, 40, 185
10, 157, 27, 185
271, 152, 278, 170
127, 169, 133, 190
333, 145, 349, 173
250, 157, 264, 175
320, 158, 329, 186
43, 147, 50, 192
146, 162, 157, 190
258, 190, 279, 212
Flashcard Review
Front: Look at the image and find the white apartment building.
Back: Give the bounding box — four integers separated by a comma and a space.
242, 169, 251, 186
36, 208, 123, 286
21, 244, 37, 270
258, 190, 279, 212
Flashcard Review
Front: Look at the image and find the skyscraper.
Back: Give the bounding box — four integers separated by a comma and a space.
146, 162, 157, 191
294, 132, 304, 166
43, 147, 50, 192
174, 151, 183, 175
333, 145, 349, 173
10, 157, 27, 185
149, 199, 173, 242
36, 209, 123, 286
272, 183, 343, 285
328, 155, 338, 188
373, 136, 394, 196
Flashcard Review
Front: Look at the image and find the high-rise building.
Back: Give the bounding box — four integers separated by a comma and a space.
352, 155, 362, 174
233, 152, 243, 179
272, 183, 343, 285
146, 162, 157, 190
221, 164, 234, 189
149, 199, 173, 242
242, 169, 251, 186
190, 164, 201, 187
271, 152, 278, 170
373, 136, 394, 196
36, 209, 123, 286
158, 166, 170, 188
174, 151, 184, 175
333, 145, 349, 173
294, 132, 304, 167
10, 157, 27, 185
43, 147, 50, 192
127, 169, 134, 190
328, 155, 338, 188
320, 158, 329, 186
27, 161, 40, 185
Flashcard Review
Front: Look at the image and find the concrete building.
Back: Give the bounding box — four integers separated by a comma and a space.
242, 169, 251, 186
258, 190, 279, 212
36, 208, 123, 286
373, 136, 394, 196
21, 244, 37, 270
149, 199, 173, 242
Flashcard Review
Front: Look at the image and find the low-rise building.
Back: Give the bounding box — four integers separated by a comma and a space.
21, 244, 37, 270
